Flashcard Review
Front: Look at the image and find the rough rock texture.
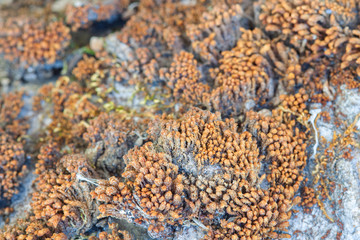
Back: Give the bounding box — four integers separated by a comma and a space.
286, 86, 360, 240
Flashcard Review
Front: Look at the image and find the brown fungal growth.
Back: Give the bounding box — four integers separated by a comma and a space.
162, 51, 210, 106
35, 141, 62, 175
259, 0, 357, 52
0, 133, 27, 207
87, 222, 132, 240
310, 112, 360, 221
261, 40, 310, 92
0, 91, 29, 139
329, 67, 360, 91
84, 112, 133, 148
209, 28, 273, 116
0, 91, 28, 216
92, 0, 213, 86
93, 101, 310, 238
257, 0, 360, 94
89, 227, 131, 240
116, 0, 192, 52
31, 154, 99, 236
72, 55, 106, 83
0, 18, 70, 67
124, 143, 186, 236
278, 88, 310, 126
300, 186, 317, 213
92, 142, 186, 238
33, 76, 101, 148
186, 2, 247, 64
83, 112, 143, 175
340, 29, 360, 75
331, 28, 360, 78
162, 28, 276, 117
205, 93, 310, 239
65, 0, 130, 31
0, 214, 62, 240
1, 0, 359, 239
147, 108, 240, 172
71, 55, 110, 96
